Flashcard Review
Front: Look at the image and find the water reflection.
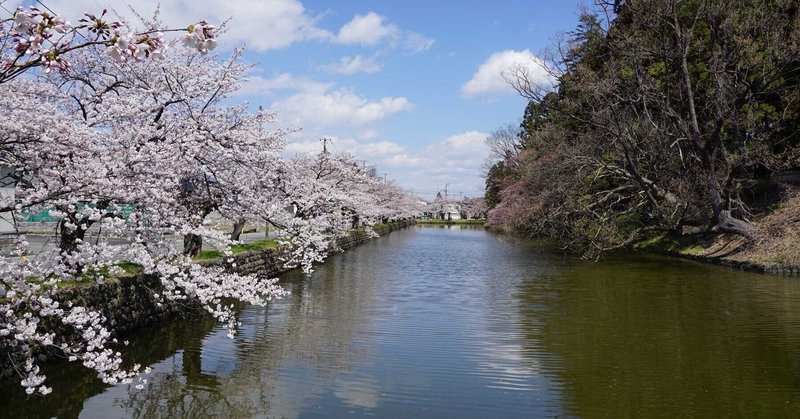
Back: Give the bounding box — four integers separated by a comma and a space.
0, 309, 219, 418
524, 253, 800, 418
2, 227, 800, 418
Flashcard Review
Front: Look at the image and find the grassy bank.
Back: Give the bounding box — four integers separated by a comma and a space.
195, 239, 281, 261
633, 193, 800, 276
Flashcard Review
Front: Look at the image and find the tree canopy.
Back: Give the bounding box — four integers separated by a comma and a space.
486, 0, 800, 256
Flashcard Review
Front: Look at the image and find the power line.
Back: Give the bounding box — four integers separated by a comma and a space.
35, 1, 58, 15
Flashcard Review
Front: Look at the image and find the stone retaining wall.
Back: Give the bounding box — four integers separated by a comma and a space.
196, 221, 412, 276
0, 220, 414, 380
642, 249, 800, 277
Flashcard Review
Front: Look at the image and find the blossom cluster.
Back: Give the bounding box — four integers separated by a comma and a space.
1, 6, 217, 83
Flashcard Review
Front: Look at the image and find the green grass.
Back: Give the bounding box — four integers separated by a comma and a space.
195, 223, 402, 261
634, 232, 684, 252
231, 239, 280, 253
633, 233, 672, 250
194, 239, 281, 261
753, 254, 792, 265
118, 261, 143, 275
633, 232, 709, 256
73, 260, 145, 284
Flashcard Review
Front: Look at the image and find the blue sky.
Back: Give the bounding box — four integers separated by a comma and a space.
29, 0, 591, 199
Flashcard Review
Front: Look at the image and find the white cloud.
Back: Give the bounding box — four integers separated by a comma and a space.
284, 135, 359, 155
461, 49, 553, 98
358, 129, 379, 140
39, 0, 332, 51
237, 73, 331, 97
37, 3, 433, 54
280, 130, 490, 199
360, 141, 405, 157
432, 131, 489, 159
383, 153, 426, 168
273, 90, 412, 127
401, 132, 489, 198
358, 132, 489, 199
284, 139, 326, 155
250, 74, 411, 128
335, 12, 397, 46
334, 12, 434, 53
319, 55, 383, 75
402, 32, 436, 53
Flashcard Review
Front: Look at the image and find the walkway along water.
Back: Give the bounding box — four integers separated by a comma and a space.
2, 225, 800, 417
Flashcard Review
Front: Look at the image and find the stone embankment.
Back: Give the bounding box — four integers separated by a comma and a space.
0, 221, 414, 380
638, 245, 800, 277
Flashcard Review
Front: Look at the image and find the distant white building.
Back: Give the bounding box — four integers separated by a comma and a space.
442, 203, 461, 221
424, 192, 464, 221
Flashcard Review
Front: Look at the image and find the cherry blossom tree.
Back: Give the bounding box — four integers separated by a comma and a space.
460, 197, 487, 219
367, 180, 424, 223
270, 151, 421, 273
0, 6, 289, 396
271, 152, 373, 272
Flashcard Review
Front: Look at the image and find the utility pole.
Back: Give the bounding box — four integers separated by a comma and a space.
383, 173, 388, 183
444, 183, 448, 198
320, 137, 332, 154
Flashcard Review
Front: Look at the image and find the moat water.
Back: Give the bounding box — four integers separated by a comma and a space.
3, 226, 800, 418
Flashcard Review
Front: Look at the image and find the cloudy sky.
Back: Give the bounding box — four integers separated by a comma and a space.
22, 0, 589, 199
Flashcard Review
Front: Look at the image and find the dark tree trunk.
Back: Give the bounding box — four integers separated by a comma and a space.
351, 214, 359, 230
703, 151, 757, 239
57, 201, 112, 272
712, 209, 757, 238
183, 208, 213, 257
58, 213, 98, 273
675, 13, 757, 241
59, 219, 88, 265
230, 218, 246, 241
183, 234, 203, 257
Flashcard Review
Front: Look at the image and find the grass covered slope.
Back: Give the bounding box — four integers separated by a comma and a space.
194, 239, 280, 261
635, 192, 800, 275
